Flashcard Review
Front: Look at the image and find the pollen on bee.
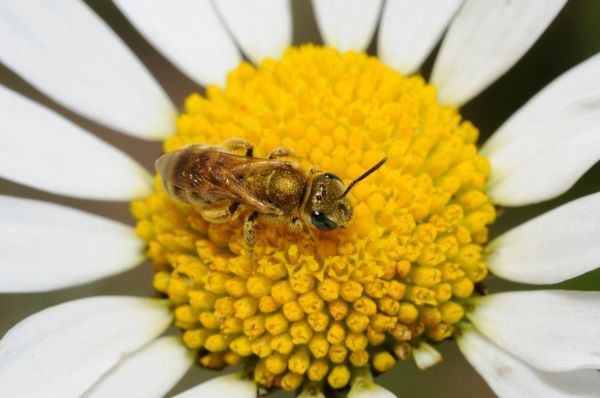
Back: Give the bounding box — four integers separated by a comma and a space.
132, 45, 495, 392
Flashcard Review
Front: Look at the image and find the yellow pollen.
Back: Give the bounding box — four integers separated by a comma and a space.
132, 45, 495, 392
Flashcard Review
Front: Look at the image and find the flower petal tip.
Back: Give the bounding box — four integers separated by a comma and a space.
172, 373, 257, 398
413, 342, 443, 370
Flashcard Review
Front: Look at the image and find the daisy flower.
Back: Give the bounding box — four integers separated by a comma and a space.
1, 1, 599, 397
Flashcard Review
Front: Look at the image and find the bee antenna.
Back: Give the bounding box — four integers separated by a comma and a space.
341, 157, 388, 198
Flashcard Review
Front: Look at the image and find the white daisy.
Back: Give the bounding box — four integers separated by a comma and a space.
1, 1, 599, 397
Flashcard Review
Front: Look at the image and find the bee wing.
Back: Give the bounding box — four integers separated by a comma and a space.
155, 146, 214, 192
156, 146, 284, 214
229, 158, 294, 175
211, 165, 283, 214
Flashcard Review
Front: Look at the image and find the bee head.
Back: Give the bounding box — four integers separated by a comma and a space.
306, 157, 387, 231
306, 173, 352, 231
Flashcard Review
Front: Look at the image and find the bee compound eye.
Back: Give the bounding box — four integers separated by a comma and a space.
323, 173, 342, 182
310, 211, 337, 231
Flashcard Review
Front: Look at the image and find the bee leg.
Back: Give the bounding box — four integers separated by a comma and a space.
268, 147, 296, 160
290, 217, 316, 245
228, 202, 241, 220
289, 217, 304, 234
243, 211, 259, 264
197, 200, 235, 223
303, 226, 317, 246
224, 138, 254, 157
199, 209, 228, 223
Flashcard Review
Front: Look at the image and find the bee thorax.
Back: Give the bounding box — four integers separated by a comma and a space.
265, 168, 306, 213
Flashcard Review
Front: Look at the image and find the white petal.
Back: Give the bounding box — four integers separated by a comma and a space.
413, 342, 443, 370
0, 195, 144, 293
458, 327, 600, 398
0, 1, 176, 139
349, 384, 396, 398
299, 386, 326, 398
0, 86, 151, 201
484, 54, 600, 152
113, 0, 241, 87
482, 54, 600, 206
487, 192, 600, 284
431, 0, 566, 106
468, 290, 600, 372
85, 336, 192, 398
349, 377, 396, 398
485, 99, 600, 205
378, 0, 463, 75
0, 296, 172, 397
173, 373, 257, 398
312, 0, 383, 52
214, 0, 291, 65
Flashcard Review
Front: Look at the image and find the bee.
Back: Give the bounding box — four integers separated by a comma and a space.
156, 138, 386, 250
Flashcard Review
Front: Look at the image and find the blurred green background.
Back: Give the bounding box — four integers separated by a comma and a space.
1, 1, 599, 396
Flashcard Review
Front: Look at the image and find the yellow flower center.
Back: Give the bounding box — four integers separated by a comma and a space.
131, 45, 495, 391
